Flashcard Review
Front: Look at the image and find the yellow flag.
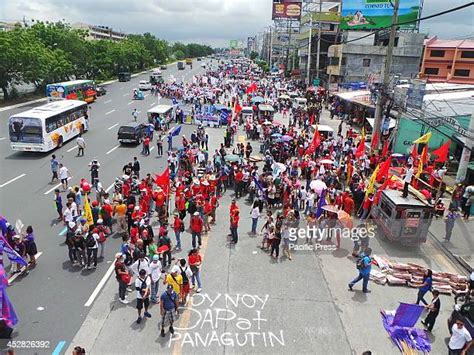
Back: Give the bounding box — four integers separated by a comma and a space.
366, 164, 379, 197
83, 193, 94, 226
416, 157, 423, 179
361, 126, 366, 139
413, 132, 432, 144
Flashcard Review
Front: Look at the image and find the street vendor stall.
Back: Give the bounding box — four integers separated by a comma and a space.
147, 104, 175, 127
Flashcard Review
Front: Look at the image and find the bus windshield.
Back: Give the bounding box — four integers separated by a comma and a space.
9, 117, 43, 144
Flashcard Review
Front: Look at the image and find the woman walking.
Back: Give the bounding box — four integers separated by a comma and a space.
24, 225, 38, 266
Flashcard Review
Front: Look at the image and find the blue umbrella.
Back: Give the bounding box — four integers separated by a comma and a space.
251, 96, 265, 103
271, 133, 282, 138
281, 135, 292, 142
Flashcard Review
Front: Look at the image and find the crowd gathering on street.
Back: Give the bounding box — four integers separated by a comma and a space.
2, 57, 473, 353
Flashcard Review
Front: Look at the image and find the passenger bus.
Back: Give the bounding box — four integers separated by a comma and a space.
46, 80, 97, 103
9, 100, 89, 152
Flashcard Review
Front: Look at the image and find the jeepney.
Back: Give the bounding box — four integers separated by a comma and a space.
258, 104, 275, 122
371, 189, 434, 246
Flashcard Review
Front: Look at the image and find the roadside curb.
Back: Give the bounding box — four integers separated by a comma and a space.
0, 97, 47, 113
428, 231, 472, 273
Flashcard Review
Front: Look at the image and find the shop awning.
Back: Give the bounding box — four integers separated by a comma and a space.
366, 118, 396, 130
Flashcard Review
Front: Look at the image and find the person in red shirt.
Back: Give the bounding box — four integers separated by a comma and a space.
230, 210, 240, 244
173, 214, 184, 250
342, 193, 355, 216
360, 193, 374, 220
234, 169, 244, 198
203, 200, 212, 232
142, 136, 150, 155
175, 193, 186, 220
210, 193, 219, 224
190, 212, 203, 249
229, 199, 239, 217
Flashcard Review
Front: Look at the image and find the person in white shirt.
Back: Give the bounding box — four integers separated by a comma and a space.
149, 255, 163, 303
135, 269, 152, 324
305, 191, 314, 215
58, 164, 71, 190
448, 319, 473, 354
402, 165, 414, 198
131, 253, 150, 277
63, 202, 74, 224
76, 134, 85, 157
250, 201, 261, 234
299, 186, 307, 210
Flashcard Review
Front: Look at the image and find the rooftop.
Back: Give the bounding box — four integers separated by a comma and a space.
424, 37, 474, 49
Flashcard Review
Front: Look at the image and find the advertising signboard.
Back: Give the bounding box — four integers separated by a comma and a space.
229, 40, 239, 49
340, 0, 420, 30
272, 2, 302, 20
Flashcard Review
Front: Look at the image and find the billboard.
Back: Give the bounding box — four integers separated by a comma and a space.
272, 2, 302, 20
340, 0, 420, 30
229, 40, 239, 49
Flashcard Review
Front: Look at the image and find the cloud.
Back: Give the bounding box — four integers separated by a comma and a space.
1, 0, 472, 46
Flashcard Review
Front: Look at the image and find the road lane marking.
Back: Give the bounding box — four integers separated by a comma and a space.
0, 137, 6, 141
8, 252, 43, 283
106, 145, 119, 155
150, 146, 155, 152
52, 340, 66, 355
105, 182, 115, 193
44, 177, 72, 195
123, 93, 129, 97
0, 173, 26, 188
127, 101, 134, 105
172, 223, 211, 355
150, 102, 156, 107
59, 227, 68, 236
67, 145, 78, 152
104, 100, 112, 104
108, 123, 119, 130
84, 261, 116, 307
105, 109, 116, 115
144, 94, 149, 98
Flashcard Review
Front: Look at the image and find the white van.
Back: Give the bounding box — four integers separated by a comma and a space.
139, 80, 152, 91
293, 97, 307, 110
316, 124, 334, 139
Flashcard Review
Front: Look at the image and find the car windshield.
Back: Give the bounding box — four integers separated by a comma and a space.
9, 117, 43, 143
119, 126, 136, 133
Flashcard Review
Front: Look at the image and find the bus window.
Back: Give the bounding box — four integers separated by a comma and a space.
380, 200, 392, 217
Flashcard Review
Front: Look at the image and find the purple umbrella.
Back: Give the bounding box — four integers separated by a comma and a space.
281, 135, 292, 142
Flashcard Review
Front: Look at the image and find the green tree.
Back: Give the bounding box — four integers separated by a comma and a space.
174, 49, 186, 60
250, 51, 258, 60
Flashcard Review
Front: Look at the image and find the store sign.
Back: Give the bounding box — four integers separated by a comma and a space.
340, 0, 421, 30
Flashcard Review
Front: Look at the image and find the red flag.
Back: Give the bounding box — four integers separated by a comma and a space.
154, 167, 170, 195
234, 103, 242, 114
371, 130, 380, 150
410, 144, 418, 162
305, 129, 321, 155
355, 136, 366, 158
381, 140, 389, 157
376, 156, 392, 182
309, 113, 315, 125
246, 83, 257, 94
420, 145, 429, 165
431, 140, 450, 163
373, 176, 392, 205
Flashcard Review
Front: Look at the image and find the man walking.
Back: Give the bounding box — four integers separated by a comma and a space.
59, 163, 72, 191
444, 208, 459, 242
230, 210, 240, 244
76, 134, 85, 157
421, 290, 440, 332
149, 255, 162, 304
448, 319, 473, 354
160, 284, 179, 337
50, 154, 59, 183
348, 247, 372, 293
135, 269, 152, 324
132, 157, 140, 178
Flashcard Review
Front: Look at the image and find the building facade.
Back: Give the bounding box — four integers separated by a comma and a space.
327, 31, 425, 85
420, 37, 474, 84
72, 23, 126, 41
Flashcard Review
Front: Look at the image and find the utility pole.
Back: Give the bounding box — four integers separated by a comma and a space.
306, 13, 313, 85
456, 113, 474, 182
269, 26, 273, 69
373, 0, 399, 150
315, 0, 322, 80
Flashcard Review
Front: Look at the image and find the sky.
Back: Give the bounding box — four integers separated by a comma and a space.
0, 0, 473, 47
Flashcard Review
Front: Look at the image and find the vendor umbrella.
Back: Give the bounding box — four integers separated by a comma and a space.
271, 133, 282, 138
281, 135, 292, 142
321, 205, 338, 214
263, 121, 273, 125
337, 210, 353, 229
319, 159, 334, 165
310, 179, 327, 194
224, 154, 241, 163
279, 94, 290, 100
251, 96, 265, 103
272, 162, 287, 174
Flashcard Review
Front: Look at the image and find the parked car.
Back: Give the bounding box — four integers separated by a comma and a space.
138, 80, 152, 91
117, 123, 146, 144
118, 72, 131, 82
177, 61, 185, 70
95, 86, 107, 96
160, 65, 167, 70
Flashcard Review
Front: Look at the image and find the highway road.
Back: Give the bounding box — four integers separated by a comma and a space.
0, 59, 207, 351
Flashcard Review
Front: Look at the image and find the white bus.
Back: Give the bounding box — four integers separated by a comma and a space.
9, 100, 89, 152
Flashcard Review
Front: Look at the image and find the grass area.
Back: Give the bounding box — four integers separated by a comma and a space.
0, 92, 45, 108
